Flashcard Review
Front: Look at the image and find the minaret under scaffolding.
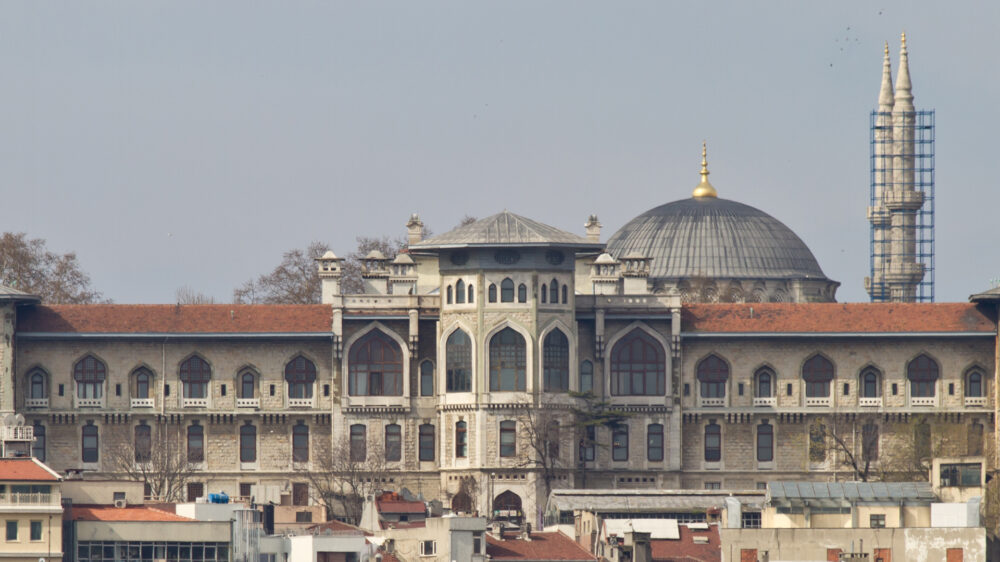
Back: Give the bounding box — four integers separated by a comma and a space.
866, 33, 935, 303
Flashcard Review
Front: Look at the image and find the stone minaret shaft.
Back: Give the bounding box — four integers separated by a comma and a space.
866, 42, 894, 301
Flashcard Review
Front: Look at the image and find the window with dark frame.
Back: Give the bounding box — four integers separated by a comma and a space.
697, 355, 729, 399
81, 423, 99, 463
757, 422, 774, 462
517, 283, 527, 303
5, 520, 16, 541
966, 370, 984, 397
187, 482, 204, 502
239, 371, 256, 399
455, 421, 468, 458
580, 425, 596, 462
455, 280, 466, 304
31, 424, 45, 461
292, 483, 309, 506
543, 329, 569, 392
802, 354, 834, 398
348, 330, 404, 396
28, 370, 46, 399
188, 423, 204, 463
541, 284, 547, 304
179, 356, 211, 399
385, 423, 402, 462
579, 360, 594, 393
647, 423, 664, 462
612, 425, 629, 461
704, 423, 721, 462
610, 329, 666, 396
860, 367, 881, 398
500, 279, 514, 302
74, 355, 106, 399
285, 356, 317, 399
420, 361, 434, 396
446, 330, 472, 392
134, 423, 151, 462
240, 423, 257, 463
755, 368, 773, 397
499, 421, 516, 457
29, 520, 41, 541
418, 424, 435, 461
292, 423, 309, 462
134, 368, 152, 399
907, 354, 939, 397
350, 424, 366, 462
488, 283, 497, 303
489, 328, 527, 392
870, 514, 886, 528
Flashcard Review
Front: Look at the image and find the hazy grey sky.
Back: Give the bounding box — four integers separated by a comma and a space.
2, 2, 997, 303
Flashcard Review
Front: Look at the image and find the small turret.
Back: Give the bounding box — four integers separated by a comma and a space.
406, 214, 425, 245
362, 250, 391, 294
315, 251, 344, 304
389, 253, 417, 295
584, 215, 602, 242
591, 253, 620, 295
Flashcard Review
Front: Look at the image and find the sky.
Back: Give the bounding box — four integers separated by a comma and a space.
1, 1, 997, 304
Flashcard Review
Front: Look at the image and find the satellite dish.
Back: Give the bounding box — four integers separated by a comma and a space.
1, 414, 15, 427
14, 414, 24, 426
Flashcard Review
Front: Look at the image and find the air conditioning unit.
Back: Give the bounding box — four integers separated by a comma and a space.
114, 499, 127, 508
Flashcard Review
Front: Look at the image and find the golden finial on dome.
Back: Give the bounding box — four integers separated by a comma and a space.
692, 141, 718, 198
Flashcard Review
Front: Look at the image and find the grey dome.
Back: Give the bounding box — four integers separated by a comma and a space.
606, 197, 830, 281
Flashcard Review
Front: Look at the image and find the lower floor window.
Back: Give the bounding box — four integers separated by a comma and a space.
30, 520, 42, 541
420, 540, 437, 556
5, 520, 16, 541
870, 514, 886, 528
76, 541, 229, 562
612, 425, 629, 461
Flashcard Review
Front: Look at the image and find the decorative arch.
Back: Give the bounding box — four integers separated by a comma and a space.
178, 353, 212, 399
484, 320, 534, 393
236, 365, 260, 399
285, 354, 318, 399
492, 490, 523, 523
129, 365, 156, 400
440, 320, 477, 393
604, 322, 670, 396
451, 490, 473, 513
906, 353, 939, 398
964, 363, 988, 398
344, 324, 407, 397
858, 364, 883, 398
73, 354, 108, 400
695, 353, 730, 399
25, 366, 49, 401
752, 364, 777, 398
539, 319, 578, 392
801, 353, 835, 398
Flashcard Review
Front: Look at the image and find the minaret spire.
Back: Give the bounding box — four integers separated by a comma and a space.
894, 32, 913, 111
691, 141, 717, 198
878, 41, 895, 111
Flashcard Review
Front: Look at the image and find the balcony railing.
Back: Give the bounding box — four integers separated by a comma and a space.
753, 397, 776, 407
76, 398, 104, 408
24, 398, 48, 408
182, 398, 209, 408
288, 397, 315, 408
0, 492, 59, 505
0, 426, 34, 442
910, 396, 938, 407
131, 398, 154, 408
964, 396, 987, 407
804, 396, 832, 407
859, 397, 883, 407
237, 398, 260, 408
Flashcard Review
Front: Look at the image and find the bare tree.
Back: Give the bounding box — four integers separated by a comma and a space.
339, 236, 406, 295
104, 424, 195, 502
175, 286, 216, 304
518, 403, 574, 502
456, 215, 477, 228
569, 391, 633, 488
0, 232, 106, 303
233, 241, 331, 304
300, 434, 388, 524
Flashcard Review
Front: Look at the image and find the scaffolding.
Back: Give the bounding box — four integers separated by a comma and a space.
868, 110, 935, 302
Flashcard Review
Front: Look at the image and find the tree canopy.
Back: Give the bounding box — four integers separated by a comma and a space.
0, 232, 105, 303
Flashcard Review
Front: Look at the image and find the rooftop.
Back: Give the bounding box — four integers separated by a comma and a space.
547, 489, 765, 513
486, 531, 598, 561
69, 505, 196, 522
650, 523, 721, 562
767, 481, 935, 506
412, 211, 601, 249
0, 458, 60, 482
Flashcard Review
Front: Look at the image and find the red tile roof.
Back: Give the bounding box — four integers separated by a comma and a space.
0, 458, 60, 481
308, 520, 369, 535
377, 499, 427, 515
70, 505, 195, 522
18, 304, 332, 334
486, 531, 598, 561
682, 303, 995, 334
650, 524, 721, 562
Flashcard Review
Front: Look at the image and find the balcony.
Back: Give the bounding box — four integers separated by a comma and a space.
753, 397, 776, 408
182, 398, 209, 408
288, 397, 315, 408
859, 397, 883, 407
804, 396, 831, 407
910, 396, 938, 407
24, 398, 48, 409
0, 491, 60, 506
237, 398, 260, 408
964, 396, 987, 408
0, 426, 33, 442
131, 398, 154, 408
76, 398, 104, 408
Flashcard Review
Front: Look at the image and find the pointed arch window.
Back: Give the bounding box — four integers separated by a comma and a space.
755, 368, 773, 398
500, 279, 515, 303
135, 423, 151, 462
133, 368, 152, 399
543, 329, 569, 392
456, 280, 466, 304
562, 284, 568, 304
517, 283, 527, 303
446, 330, 472, 392
179, 356, 211, 399
966, 370, 984, 398
285, 356, 317, 399
489, 328, 526, 391
541, 284, 547, 304
802, 355, 834, 398
419, 360, 434, 396
446, 285, 453, 304
385, 424, 401, 462
860, 367, 881, 398
579, 360, 594, 393
488, 284, 497, 303
550, 279, 559, 303
293, 423, 309, 462
468, 284, 474, 303
74, 356, 106, 399
697, 355, 729, 399
907, 354, 939, 397
348, 330, 403, 396
28, 370, 47, 399
240, 423, 257, 463
609, 329, 665, 396
187, 423, 204, 463
239, 370, 257, 399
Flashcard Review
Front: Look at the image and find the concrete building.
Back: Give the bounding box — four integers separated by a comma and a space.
0, 457, 62, 562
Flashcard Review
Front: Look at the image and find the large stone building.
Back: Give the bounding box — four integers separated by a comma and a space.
0, 36, 996, 528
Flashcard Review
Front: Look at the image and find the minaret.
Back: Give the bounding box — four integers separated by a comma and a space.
865, 43, 894, 301
883, 32, 925, 302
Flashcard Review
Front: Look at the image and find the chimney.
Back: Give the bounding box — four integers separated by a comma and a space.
406, 214, 425, 245
584, 215, 602, 242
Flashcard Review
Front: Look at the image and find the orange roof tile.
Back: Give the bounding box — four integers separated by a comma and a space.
377, 499, 426, 514
70, 505, 195, 522
682, 303, 995, 334
650, 524, 721, 562
0, 458, 60, 481
486, 531, 598, 561
18, 304, 332, 334
308, 520, 369, 535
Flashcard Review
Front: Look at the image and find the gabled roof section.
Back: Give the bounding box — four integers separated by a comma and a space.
486, 531, 598, 561
70, 505, 196, 522
0, 458, 61, 481
970, 286, 1000, 303
768, 481, 934, 504
0, 284, 40, 304
17, 305, 332, 335
412, 211, 602, 250
682, 303, 995, 335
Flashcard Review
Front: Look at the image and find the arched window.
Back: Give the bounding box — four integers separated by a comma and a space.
31, 424, 45, 461
418, 424, 435, 461
757, 422, 773, 462
28, 370, 46, 399
456, 280, 466, 304
499, 421, 516, 457
860, 367, 881, 398
610, 329, 665, 396
446, 285, 453, 304
562, 284, 568, 304
455, 421, 468, 458
187, 423, 204, 463
647, 424, 664, 462
292, 423, 309, 462
74, 355, 106, 399
907, 354, 939, 397
802, 355, 834, 398
239, 423, 257, 463
420, 361, 434, 396
704, 423, 721, 462
755, 368, 773, 398
446, 330, 472, 392
517, 283, 527, 303
385, 424, 401, 462
966, 369, 984, 398
543, 329, 569, 392
492, 491, 523, 523
500, 279, 515, 303
612, 424, 629, 461
489, 328, 527, 391
81, 423, 99, 463
541, 284, 547, 304
452, 491, 472, 513
135, 423, 151, 462
133, 368, 152, 399
285, 356, 317, 399
179, 356, 211, 399
239, 370, 256, 399
550, 279, 559, 303
697, 355, 729, 399
468, 284, 474, 304
579, 360, 594, 393
348, 330, 404, 396
488, 284, 497, 303
350, 424, 366, 462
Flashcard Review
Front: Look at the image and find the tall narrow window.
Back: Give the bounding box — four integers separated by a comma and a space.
562, 284, 568, 304
550, 279, 559, 303
74, 356, 106, 399
802, 355, 834, 398
240, 423, 257, 463
647, 423, 664, 462
455, 280, 466, 304
28, 370, 46, 399
292, 423, 309, 462
579, 360, 594, 393
455, 421, 468, 458
467, 284, 474, 303
134, 368, 152, 399
488, 284, 497, 303
541, 284, 547, 304
385, 424, 401, 462
704, 423, 721, 462
187, 423, 204, 463
285, 356, 317, 399
499, 421, 516, 457
697, 355, 729, 398
969, 423, 984, 456
755, 368, 773, 398
490, 328, 527, 391
862, 423, 879, 461
350, 424, 367, 462
31, 424, 45, 461
547, 422, 560, 459
446, 330, 472, 392
757, 422, 773, 462
348, 330, 404, 396
907, 354, 939, 397
580, 426, 596, 462
966, 370, 984, 398
860, 367, 881, 398
543, 329, 570, 392
809, 422, 827, 463
500, 279, 515, 303
420, 361, 434, 396
419, 424, 435, 461
612, 425, 629, 461
610, 329, 665, 396
239, 371, 256, 398
82, 423, 99, 463
517, 283, 527, 303
134, 423, 151, 462
179, 356, 211, 399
